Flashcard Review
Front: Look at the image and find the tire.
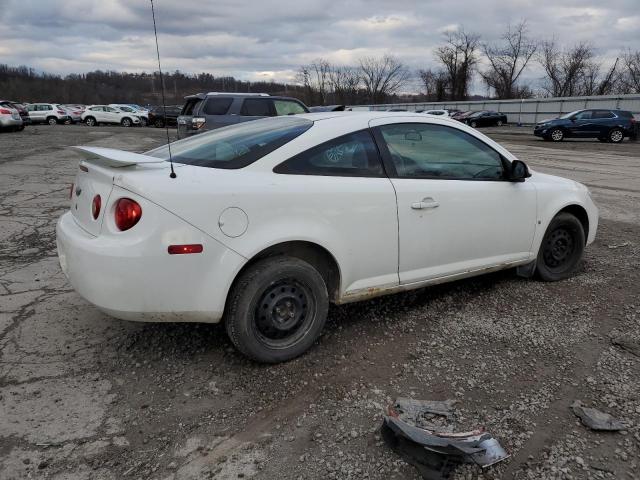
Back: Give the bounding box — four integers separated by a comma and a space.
47, 117, 58, 125
536, 212, 585, 281
85, 117, 96, 127
470, 121, 477, 128
225, 257, 329, 363
121, 117, 132, 127
154, 118, 165, 128
550, 128, 564, 142
608, 128, 624, 143
139, 118, 147, 127
497, 120, 503, 127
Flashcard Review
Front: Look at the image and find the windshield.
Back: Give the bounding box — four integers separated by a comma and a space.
560, 110, 581, 119
146, 116, 313, 169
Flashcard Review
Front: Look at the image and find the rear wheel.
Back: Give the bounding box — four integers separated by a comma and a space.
47, 117, 58, 125
225, 257, 329, 363
550, 128, 564, 142
496, 120, 503, 126
536, 213, 585, 281
139, 117, 147, 127
470, 121, 477, 128
608, 128, 624, 143
121, 117, 132, 127
154, 118, 165, 128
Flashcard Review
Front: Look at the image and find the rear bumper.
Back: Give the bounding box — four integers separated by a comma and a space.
56, 210, 245, 323
0, 117, 22, 127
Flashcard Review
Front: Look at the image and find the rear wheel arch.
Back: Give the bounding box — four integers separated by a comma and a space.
228, 241, 341, 304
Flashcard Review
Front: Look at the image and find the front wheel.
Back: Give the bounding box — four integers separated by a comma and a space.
225, 257, 329, 363
47, 117, 58, 125
536, 213, 585, 281
550, 128, 564, 142
496, 120, 503, 127
85, 117, 96, 127
139, 118, 147, 127
470, 121, 477, 128
154, 118, 165, 128
608, 128, 624, 143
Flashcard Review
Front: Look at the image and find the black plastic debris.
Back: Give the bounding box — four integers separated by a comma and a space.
381, 398, 509, 480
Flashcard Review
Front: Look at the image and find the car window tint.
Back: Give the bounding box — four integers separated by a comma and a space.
146, 116, 312, 169
181, 99, 202, 115
379, 123, 504, 180
273, 100, 306, 116
274, 130, 384, 177
105, 107, 117, 112
616, 110, 633, 118
203, 98, 233, 115
593, 110, 615, 119
241, 99, 274, 116
90, 107, 103, 112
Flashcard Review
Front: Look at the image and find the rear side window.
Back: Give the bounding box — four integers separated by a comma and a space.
616, 110, 633, 118
574, 110, 592, 120
593, 110, 615, 119
241, 99, 274, 116
146, 117, 312, 169
274, 130, 384, 177
274, 100, 306, 116
202, 97, 233, 115
181, 99, 203, 115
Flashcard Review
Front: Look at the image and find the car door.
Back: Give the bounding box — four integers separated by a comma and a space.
370, 118, 537, 284
591, 110, 616, 137
568, 110, 595, 137
103, 106, 120, 124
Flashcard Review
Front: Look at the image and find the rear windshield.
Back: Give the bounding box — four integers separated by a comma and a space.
146, 116, 313, 169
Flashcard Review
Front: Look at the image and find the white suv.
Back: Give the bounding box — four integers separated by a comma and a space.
25, 103, 72, 125
82, 105, 141, 127
109, 104, 148, 126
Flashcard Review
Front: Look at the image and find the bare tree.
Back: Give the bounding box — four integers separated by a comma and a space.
579, 58, 620, 95
296, 59, 331, 105
328, 65, 361, 105
418, 68, 449, 101
358, 55, 410, 103
480, 21, 537, 98
434, 29, 480, 100
620, 50, 640, 93
538, 41, 595, 96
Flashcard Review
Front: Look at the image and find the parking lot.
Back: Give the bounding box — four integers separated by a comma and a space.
1, 124, 639, 479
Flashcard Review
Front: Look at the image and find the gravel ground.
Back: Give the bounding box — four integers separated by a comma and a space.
1, 124, 639, 480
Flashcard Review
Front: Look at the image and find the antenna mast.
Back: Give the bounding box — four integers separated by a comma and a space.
150, 0, 176, 178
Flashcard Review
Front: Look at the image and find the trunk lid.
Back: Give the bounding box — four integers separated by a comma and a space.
69, 147, 166, 236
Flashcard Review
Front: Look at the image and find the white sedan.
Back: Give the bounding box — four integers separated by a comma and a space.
56, 112, 598, 362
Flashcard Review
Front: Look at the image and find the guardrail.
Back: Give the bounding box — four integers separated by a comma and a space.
350, 94, 640, 125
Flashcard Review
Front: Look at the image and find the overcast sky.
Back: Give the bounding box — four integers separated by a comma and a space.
1, 0, 638, 93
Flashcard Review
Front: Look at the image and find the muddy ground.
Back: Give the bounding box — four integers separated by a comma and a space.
1, 124, 639, 480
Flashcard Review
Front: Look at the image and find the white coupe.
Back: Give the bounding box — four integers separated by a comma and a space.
56, 112, 598, 362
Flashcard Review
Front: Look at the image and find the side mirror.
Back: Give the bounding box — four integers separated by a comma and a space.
509, 160, 531, 182
404, 131, 422, 142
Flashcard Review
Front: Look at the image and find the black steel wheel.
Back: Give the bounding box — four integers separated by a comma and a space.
225, 257, 329, 363
536, 212, 585, 281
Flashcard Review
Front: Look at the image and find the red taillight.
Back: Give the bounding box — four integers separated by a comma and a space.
0, 108, 12, 114
92, 194, 101, 220
168, 244, 203, 255
114, 198, 142, 231
57, 110, 65, 115
69, 183, 74, 199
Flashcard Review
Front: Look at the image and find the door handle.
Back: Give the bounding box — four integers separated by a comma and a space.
411, 198, 439, 210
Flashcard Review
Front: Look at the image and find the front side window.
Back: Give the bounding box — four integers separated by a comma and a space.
574, 110, 592, 120
274, 130, 384, 177
274, 100, 306, 116
241, 99, 273, 117
146, 116, 312, 169
203, 97, 233, 115
378, 123, 504, 180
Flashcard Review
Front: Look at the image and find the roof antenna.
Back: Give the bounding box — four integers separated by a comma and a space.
150, 0, 176, 178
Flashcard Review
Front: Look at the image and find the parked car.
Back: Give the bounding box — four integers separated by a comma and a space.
466, 111, 507, 128
0, 100, 29, 126
177, 92, 309, 138
82, 105, 141, 127
533, 109, 637, 143
0, 103, 23, 131
148, 105, 182, 128
109, 104, 149, 126
60, 106, 84, 124
451, 110, 474, 121
423, 109, 449, 116
57, 111, 598, 363
25, 103, 71, 125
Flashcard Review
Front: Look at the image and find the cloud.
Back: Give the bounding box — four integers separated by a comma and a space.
0, 0, 638, 94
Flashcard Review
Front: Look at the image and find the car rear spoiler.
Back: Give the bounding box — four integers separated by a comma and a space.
71, 146, 166, 168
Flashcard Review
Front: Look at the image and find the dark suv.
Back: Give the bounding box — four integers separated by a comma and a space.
534, 109, 637, 143
177, 92, 309, 138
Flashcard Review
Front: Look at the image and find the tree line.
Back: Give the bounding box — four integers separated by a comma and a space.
1, 21, 639, 107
